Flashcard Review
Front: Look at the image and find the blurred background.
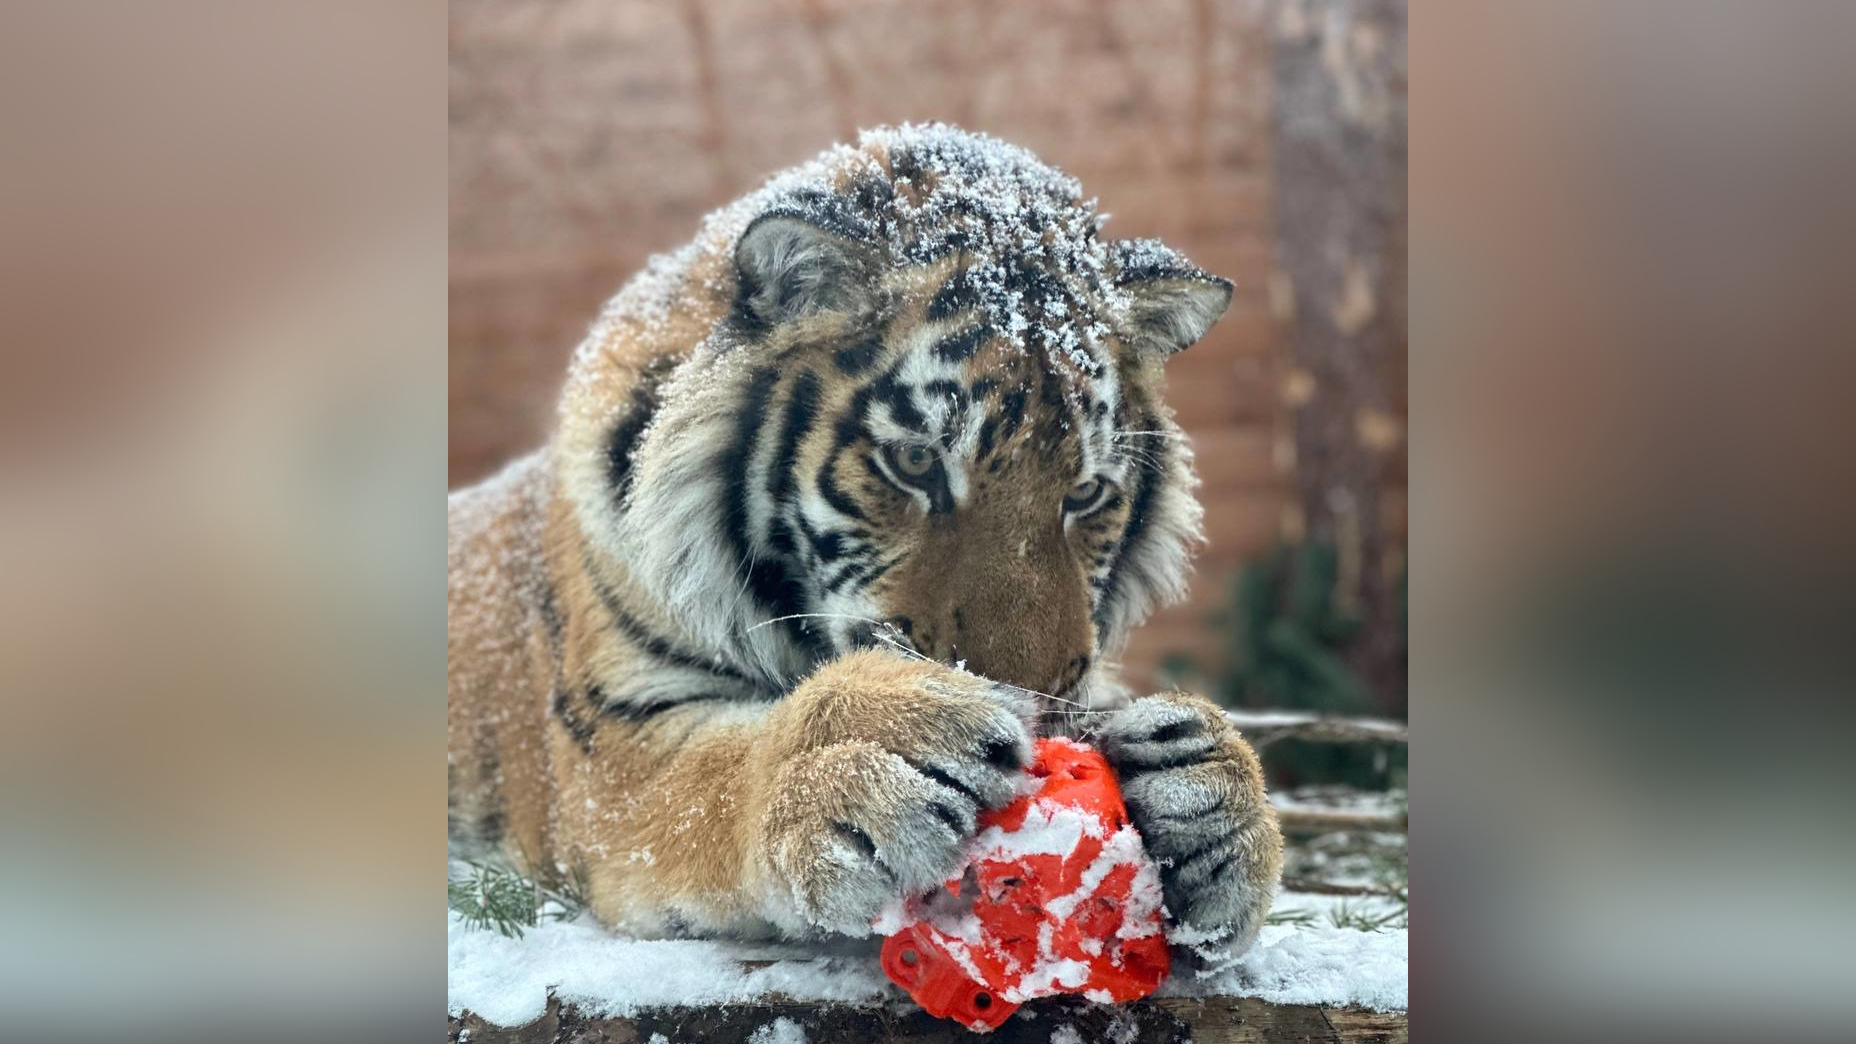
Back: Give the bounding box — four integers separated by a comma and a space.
4, 0, 1852, 1039
448, 0, 1410, 792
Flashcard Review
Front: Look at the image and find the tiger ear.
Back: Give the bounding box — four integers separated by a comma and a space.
1111, 239, 1234, 355
734, 213, 876, 328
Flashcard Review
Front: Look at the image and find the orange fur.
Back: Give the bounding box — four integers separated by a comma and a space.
448, 126, 1279, 948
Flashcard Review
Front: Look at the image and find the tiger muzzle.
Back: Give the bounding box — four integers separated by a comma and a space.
893, 531, 1096, 700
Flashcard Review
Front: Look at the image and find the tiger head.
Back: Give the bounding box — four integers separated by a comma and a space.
560, 126, 1228, 709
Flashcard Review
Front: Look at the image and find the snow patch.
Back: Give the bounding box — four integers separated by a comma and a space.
1164, 924, 1408, 1011
449, 906, 1404, 1025
446, 913, 892, 1025
748, 1016, 809, 1044
968, 797, 1096, 859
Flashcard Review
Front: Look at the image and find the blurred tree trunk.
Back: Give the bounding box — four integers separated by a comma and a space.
1269, 0, 1408, 712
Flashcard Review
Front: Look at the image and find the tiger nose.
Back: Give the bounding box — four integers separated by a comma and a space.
943, 608, 1093, 695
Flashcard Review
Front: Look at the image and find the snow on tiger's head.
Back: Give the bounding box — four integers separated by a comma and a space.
557, 124, 1228, 697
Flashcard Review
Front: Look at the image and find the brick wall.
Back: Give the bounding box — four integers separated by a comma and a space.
450, 0, 1292, 688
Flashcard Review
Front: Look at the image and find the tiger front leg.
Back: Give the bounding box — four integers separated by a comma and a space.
743, 649, 1036, 936
1098, 692, 1284, 958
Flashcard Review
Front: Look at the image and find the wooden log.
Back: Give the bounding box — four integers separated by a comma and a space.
1321, 1005, 1411, 1044
1279, 876, 1405, 897
1225, 709, 1409, 750
1275, 807, 1407, 835
449, 994, 1407, 1044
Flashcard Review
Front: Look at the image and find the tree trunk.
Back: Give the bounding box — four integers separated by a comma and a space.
1268, 0, 1409, 712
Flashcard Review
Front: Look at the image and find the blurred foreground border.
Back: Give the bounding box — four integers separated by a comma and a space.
0, 1, 1852, 1041
1, 2, 446, 1040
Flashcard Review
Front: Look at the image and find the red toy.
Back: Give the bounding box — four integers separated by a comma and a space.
878, 737, 1170, 1032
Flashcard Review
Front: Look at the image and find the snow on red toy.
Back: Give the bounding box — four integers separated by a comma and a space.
878, 737, 1170, 1031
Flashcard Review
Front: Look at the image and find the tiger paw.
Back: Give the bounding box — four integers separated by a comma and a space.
751, 651, 1036, 933
1097, 692, 1283, 956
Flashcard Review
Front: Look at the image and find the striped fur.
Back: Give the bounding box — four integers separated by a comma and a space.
449, 126, 1277, 946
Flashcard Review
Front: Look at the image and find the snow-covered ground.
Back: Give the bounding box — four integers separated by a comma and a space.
448, 886, 1408, 1026
449, 784, 1409, 1025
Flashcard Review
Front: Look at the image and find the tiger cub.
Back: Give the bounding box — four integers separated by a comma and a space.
448, 124, 1282, 957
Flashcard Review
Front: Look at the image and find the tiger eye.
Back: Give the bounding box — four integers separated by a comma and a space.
1070, 478, 1101, 505
894, 445, 936, 478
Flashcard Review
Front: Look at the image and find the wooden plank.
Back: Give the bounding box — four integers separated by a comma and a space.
1195, 489, 1292, 565
450, 0, 1292, 490
1153, 997, 1336, 1044
1225, 710, 1409, 749
1280, 877, 1405, 898
1188, 426, 1290, 493
1322, 1005, 1410, 1044
449, 995, 1407, 1043
1275, 807, 1407, 835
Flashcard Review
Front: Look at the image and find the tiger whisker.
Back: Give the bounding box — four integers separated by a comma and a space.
869, 630, 933, 663
992, 679, 1113, 714
746, 611, 889, 634
756, 617, 1112, 722
873, 638, 1107, 713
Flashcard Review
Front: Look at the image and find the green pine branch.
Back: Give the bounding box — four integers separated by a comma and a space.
448, 860, 588, 939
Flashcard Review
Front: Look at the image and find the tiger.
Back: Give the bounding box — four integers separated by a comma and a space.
448, 124, 1282, 960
